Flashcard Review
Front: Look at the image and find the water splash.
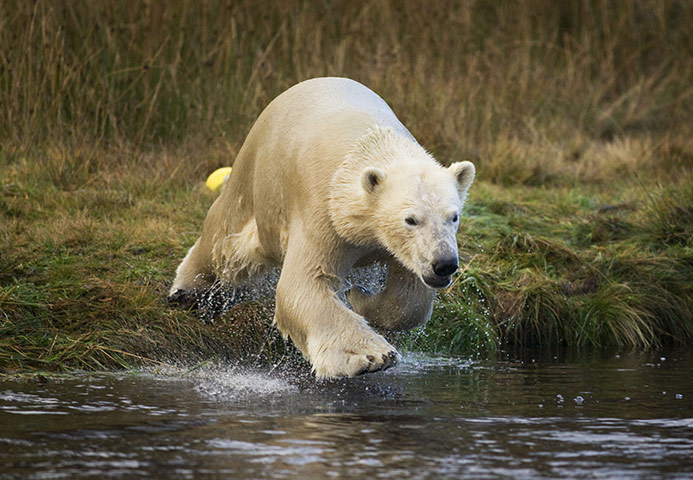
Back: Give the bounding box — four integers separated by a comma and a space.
155, 363, 300, 401
194, 367, 298, 400
194, 269, 281, 321
193, 263, 389, 320
340, 262, 388, 306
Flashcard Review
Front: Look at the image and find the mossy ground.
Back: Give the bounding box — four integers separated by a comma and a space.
1, 1, 691, 372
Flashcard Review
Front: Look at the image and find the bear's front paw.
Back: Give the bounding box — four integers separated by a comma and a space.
345, 285, 372, 310
309, 333, 401, 379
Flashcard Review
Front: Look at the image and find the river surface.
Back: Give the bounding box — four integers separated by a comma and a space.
1, 350, 692, 479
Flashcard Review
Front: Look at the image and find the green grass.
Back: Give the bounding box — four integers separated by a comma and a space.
398, 182, 693, 355
1, 0, 692, 371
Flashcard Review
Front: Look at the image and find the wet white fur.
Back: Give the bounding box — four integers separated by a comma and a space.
170, 77, 475, 378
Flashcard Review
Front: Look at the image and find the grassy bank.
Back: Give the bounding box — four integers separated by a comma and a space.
406, 181, 693, 355
1, 1, 692, 371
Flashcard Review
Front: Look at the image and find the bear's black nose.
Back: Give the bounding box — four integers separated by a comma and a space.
432, 258, 458, 277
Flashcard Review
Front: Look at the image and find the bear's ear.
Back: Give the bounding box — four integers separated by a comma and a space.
448, 161, 476, 195
361, 167, 385, 194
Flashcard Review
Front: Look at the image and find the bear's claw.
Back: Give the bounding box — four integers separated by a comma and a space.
356, 354, 396, 376
355, 348, 399, 376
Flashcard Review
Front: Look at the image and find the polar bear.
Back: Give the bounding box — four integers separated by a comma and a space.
170, 77, 475, 378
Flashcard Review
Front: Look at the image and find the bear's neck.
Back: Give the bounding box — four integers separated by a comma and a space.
328, 125, 435, 246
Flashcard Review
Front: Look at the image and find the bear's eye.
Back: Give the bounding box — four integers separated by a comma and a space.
405, 217, 418, 226
451, 214, 459, 223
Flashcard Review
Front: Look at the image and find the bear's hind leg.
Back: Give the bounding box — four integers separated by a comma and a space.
347, 259, 435, 331
169, 238, 215, 303
214, 217, 274, 285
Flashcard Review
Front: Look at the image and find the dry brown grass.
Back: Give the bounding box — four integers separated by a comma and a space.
1, 1, 691, 180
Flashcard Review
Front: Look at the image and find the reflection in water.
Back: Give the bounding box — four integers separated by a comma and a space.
1, 351, 692, 479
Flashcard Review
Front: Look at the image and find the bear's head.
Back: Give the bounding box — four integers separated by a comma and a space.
360, 159, 475, 289
329, 126, 476, 288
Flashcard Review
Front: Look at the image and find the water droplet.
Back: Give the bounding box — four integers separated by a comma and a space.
624, 396, 631, 401
660, 357, 666, 362
538, 403, 543, 408
556, 394, 564, 403
574, 396, 584, 406
675, 393, 683, 400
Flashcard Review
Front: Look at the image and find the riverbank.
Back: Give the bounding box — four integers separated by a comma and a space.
1, 1, 691, 371
1, 141, 691, 371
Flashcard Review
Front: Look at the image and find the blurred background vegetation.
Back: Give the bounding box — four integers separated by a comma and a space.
1, 0, 691, 371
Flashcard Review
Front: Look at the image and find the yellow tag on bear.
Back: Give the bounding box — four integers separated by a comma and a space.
205, 167, 232, 191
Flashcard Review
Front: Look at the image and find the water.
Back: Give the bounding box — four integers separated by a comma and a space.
1, 350, 692, 479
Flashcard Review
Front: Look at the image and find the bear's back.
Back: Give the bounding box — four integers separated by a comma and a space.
231, 78, 416, 260
287, 77, 412, 138
243, 77, 413, 203
253, 78, 413, 150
